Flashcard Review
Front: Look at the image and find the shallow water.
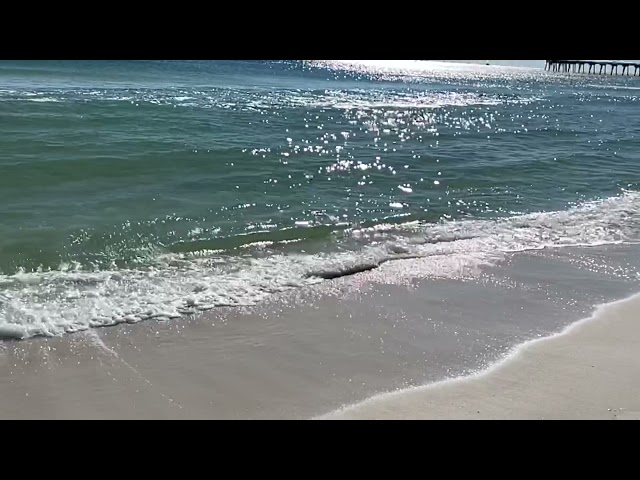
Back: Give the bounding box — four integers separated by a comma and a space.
1, 60, 640, 338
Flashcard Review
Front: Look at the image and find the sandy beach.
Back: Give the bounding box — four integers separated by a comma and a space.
323, 292, 640, 420
1, 245, 639, 419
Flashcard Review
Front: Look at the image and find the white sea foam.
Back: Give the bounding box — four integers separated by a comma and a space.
26, 97, 61, 103
1, 191, 639, 339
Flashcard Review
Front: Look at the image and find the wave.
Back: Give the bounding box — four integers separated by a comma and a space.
168, 223, 349, 255
0, 85, 540, 112
1, 190, 639, 340
25, 97, 61, 103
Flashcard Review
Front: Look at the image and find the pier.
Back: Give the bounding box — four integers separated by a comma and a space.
545, 60, 640, 76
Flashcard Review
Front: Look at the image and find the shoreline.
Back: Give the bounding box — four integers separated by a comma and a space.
2, 245, 639, 419
320, 290, 640, 420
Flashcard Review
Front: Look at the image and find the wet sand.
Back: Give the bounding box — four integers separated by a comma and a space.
323, 292, 640, 420
1, 245, 639, 419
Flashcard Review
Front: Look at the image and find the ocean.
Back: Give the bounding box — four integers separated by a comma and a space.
1, 60, 640, 418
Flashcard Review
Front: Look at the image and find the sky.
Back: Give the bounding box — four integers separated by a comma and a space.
449, 60, 545, 68
486, 60, 544, 68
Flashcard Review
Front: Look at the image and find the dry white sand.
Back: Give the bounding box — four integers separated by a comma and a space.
323, 292, 640, 420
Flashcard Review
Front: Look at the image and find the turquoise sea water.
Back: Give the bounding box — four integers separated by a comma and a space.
1, 60, 639, 339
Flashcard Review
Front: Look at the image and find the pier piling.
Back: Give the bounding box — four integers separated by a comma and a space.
546, 60, 640, 76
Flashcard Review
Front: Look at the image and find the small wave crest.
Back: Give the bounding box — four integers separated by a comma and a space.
1, 190, 639, 340
0, 84, 539, 112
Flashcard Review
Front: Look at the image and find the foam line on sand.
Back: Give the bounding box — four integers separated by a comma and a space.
319, 291, 640, 420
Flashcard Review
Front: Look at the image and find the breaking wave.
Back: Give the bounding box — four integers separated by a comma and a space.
1, 190, 639, 340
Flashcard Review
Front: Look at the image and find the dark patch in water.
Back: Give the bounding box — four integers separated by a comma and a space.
307, 262, 381, 280
306, 254, 424, 280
